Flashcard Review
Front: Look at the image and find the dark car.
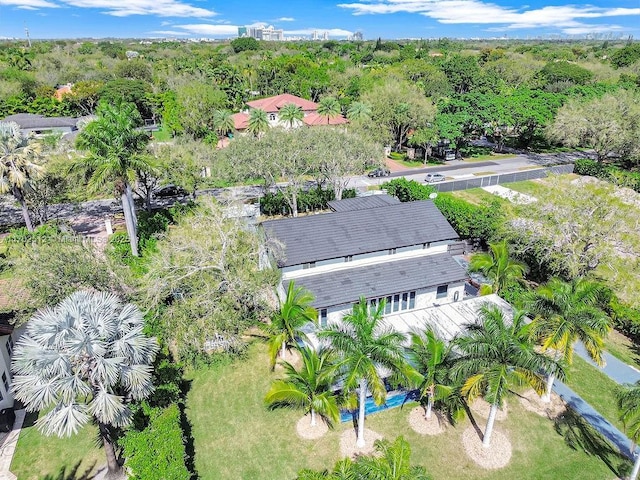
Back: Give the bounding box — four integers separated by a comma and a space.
153, 184, 188, 197
368, 167, 391, 178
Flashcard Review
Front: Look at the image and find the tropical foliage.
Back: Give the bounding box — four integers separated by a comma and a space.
617, 382, 640, 480
469, 240, 528, 294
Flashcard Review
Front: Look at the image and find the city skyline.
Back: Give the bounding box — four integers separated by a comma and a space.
0, 0, 639, 40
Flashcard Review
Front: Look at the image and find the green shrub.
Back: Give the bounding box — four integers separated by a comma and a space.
574, 158, 640, 192
260, 187, 356, 216
608, 297, 640, 342
388, 151, 406, 160
381, 178, 435, 202
433, 194, 503, 242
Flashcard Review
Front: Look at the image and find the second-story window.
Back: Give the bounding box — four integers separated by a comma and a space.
319, 309, 328, 328
269, 113, 276, 121
302, 262, 316, 270
2, 372, 8, 392
345, 255, 353, 262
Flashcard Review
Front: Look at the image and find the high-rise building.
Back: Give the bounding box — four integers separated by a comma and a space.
238, 27, 247, 37
241, 25, 284, 41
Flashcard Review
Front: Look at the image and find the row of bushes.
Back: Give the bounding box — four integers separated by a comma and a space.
260, 186, 356, 216
381, 178, 503, 243
574, 158, 640, 192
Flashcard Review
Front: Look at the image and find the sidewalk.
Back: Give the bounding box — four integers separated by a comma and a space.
0, 409, 25, 480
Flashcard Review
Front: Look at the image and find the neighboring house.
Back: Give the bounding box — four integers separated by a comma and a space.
232, 93, 348, 131
1, 113, 80, 138
262, 197, 468, 328
54, 83, 73, 101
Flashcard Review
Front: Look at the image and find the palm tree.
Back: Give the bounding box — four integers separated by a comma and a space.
279, 103, 304, 129
319, 298, 414, 448
469, 241, 528, 295
0, 121, 43, 231
355, 437, 431, 480
76, 101, 151, 256
409, 326, 455, 419
317, 97, 342, 124
213, 109, 235, 138
247, 108, 269, 137
265, 281, 317, 369
11, 291, 159, 479
525, 277, 611, 402
346, 101, 372, 124
617, 382, 640, 480
453, 305, 562, 447
265, 346, 340, 428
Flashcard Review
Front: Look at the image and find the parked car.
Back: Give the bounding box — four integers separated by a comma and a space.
368, 167, 391, 178
425, 173, 446, 183
153, 184, 188, 197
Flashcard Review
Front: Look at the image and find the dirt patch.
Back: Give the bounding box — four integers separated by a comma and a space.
296, 415, 329, 440
462, 427, 512, 469
517, 389, 566, 419
340, 428, 383, 458
470, 398, 508, 421
408, 406, 447, 435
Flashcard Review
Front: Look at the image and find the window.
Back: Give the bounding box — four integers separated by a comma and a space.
385, 296, 392, 314
409, 291, 416, 309
302, 262, 316, 270
5, 336, 13, 356
389, 248, 396, 255
393, 294, 400, 312
319, 309, 328, 328
345, 255, 353, 262
2, 372, 8, 392
269, 113, 276, 121
436, 285, 448, 299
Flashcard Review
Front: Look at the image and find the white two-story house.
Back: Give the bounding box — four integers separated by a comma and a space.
262, 196, 469, 328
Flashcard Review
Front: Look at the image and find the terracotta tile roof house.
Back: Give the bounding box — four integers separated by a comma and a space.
233, 93, 348, 131
54, 83, 73, 101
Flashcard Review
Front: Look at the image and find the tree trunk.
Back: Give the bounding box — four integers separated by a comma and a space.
145, 188, 152, 213
542, 373, 555, 403
425, 393, 433, 419
125, 183, 137, 228
99, 422, 123, 478
483, 403, 498, 448
630, 448, 640, 480
13, 187, 33, 232
281, 341, 286, 361
357, 379, 367, 448
121, 191, 139, 257
310, 408, 317, 427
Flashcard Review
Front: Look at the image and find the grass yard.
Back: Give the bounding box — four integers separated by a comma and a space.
462, 154, 517, 162
185, 342, 627, 480
449, 188, 511, 208
11, 411, 103, 480
605, 330, 640, 368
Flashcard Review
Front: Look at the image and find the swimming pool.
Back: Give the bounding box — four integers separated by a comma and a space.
340, 389, 420, 423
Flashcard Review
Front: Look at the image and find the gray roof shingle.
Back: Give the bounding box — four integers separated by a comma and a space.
289, 253, 468, 309
327, 194, 400, 212
2, 113, 78, 130
263, 200, 459, 267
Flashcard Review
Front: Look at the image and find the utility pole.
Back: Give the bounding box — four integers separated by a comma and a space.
24, 23, 31, 48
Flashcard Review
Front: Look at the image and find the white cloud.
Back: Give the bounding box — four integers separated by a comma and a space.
63, 0, 216, 17
337, 0, 640, 34
147, 30, 189, 36
173, 23, 239, 36
285, 27, 353, 37
277, 16, 295, 21
0, 0, 59, 8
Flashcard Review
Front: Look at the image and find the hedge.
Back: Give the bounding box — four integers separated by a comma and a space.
260, 186, 356, 216
574, 158, 640, 192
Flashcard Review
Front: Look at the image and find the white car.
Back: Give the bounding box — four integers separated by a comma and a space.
425, 173, 446, 183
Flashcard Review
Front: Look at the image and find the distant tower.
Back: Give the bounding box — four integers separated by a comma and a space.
24, 23, 31, 48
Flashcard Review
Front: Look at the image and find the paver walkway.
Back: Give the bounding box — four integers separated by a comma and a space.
0, 409, 25, 480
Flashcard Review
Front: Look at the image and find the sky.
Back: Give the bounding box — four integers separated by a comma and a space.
0, 0, 639, 40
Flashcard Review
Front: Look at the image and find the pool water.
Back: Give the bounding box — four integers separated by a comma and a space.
340, 389, 420, 423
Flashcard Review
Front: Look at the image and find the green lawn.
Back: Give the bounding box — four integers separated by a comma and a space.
605, 330, 640, 368
449, 188, 510, 207
151, 128, 172, 142
462, 154, 517, 162
185, 342, 628, 480
11, 411, 103, 480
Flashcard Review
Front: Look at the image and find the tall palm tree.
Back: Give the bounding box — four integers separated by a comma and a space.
319, 298, 414, 448
213, 109, 235, 138
11, 291, 159, 479
317, 97, 342, 124
76, 101, 151, 256
346, 101, 372, 124
525, 277, 611, 402
247, 108, 269, 137
279, 103, 304, 129
617, 382, 640, 480
0, 121, 43, 231
453, 305, 562, 447
469, 241, 528, 295
265, 281, 317, 369
409, 326, 456, 419
265, 346, 340, 428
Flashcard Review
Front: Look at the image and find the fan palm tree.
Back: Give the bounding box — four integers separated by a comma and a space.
525, 277, 611, 402
76, 101, 151, 256
11, 291, 159, 479
279, 103, 304, 129
319, 298, 415, 448
265, 281, 317, 369
247, 108, 269, 137
469, 241, 528, 295
317, 97, 342, 124
453, 305, 563, 447
617, 382, 640, 480
213, 109, 235, 138
409, 326, 456, 419
346, 101, 372, 124
265, 346, 340, 428
0, 121, 43, 231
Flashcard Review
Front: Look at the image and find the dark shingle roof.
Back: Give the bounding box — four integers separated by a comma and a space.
2, 113, 78, 130
289, 253, 468, 309
263, 200, 459, 267
327, 195, 400, 213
